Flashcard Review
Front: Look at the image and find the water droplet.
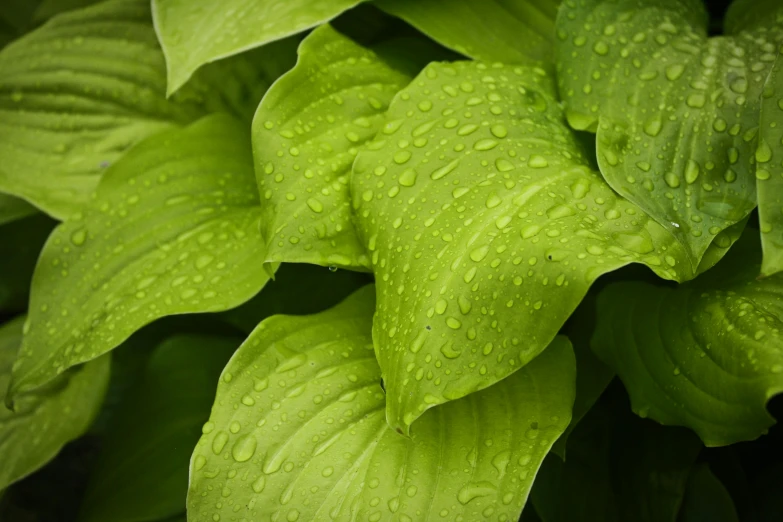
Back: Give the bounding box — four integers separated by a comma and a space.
231, 434, 257, 462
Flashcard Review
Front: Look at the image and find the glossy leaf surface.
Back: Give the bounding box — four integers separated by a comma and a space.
188, 287, 576, 521
352, 61, 699, 433
8, 114, 269, 399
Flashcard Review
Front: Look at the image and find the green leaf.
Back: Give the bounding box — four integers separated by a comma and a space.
7, 114, 270, 400
0, 0, 289, 219
0, 215, 56, 313
79, 334, 238, 522
759, 50, 783, 276
591, 233, 783, 445
352, 60, 701, 433
376, 0, 559, 65
254, 25, 417, 270
217, 263, 371, 333
555, 0, 783, 266
532, 400, 702, 522
0, 194, 38, 227
152, 0, 363, 95
187, 286, 576, 521
678, 464, 739, 522
0, 316, 110, 491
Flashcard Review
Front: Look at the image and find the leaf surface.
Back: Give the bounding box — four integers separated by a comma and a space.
152, 0, 363, 95
352, 60, 700, 432
254, 25, 417, 270
0, 316, 109, 491
187, 286, 576, 521
79, 335, 238, 522
8, 114, 270, 400
759, 50, 783, 276
0, 194, 37, 226
592, 234, 783, 445
0, 0, 289, 219
556, 0, 783, 265
376, 0, 559, 65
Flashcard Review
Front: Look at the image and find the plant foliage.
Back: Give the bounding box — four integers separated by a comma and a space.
0, 0, 781, 520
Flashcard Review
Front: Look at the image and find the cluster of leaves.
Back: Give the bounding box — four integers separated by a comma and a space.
0, 0, 782, 520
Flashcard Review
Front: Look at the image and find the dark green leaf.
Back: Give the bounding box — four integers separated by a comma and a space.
0, 215, 56, 314
79, 335, 238, 522
677, 464, 739, 522
592, 233, 783, 445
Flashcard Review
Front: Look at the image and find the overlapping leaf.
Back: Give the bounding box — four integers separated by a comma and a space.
188, 286, 576, 521
556, 0, 783, 266
253, 25, 419, 270
592, 234, 783, 445
152, 0, 363, 95
7, 114, 270, 400
352, 60, 707, 433
376, 0, 559, 65
759, 50, 783, 276
79, 335, 238, 522
0, 0, 293, 219
0, 316, 109, 491
0, 194, 37, 226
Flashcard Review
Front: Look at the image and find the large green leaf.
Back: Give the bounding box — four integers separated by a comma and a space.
351, 60, 707, 433
0, 316, 109, 491
591, 234, 783, 445
188, 286, 576, 521
759, 51, 783, 276
79, 334, 238, 522
376, 0, 559, 65
0, 215, 56, 314
254, 25, 416, 270
531, 400, 702, 522
0, 0, 291, 219
556, 0, 783, 266
7, 114, 270, 401
33, 0, 102, 21
152, 0, 364, 95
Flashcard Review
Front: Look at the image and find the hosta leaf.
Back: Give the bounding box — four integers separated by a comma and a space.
0, 215, 56, 313
0, 0, 291, 219
79, 335, 238, 522
254, 25, 417, 270
7, 114, 270, 400
352, 61, 699, 433
591, 233, 783, 445
0, 316, 110, 491
217, 263, 371, 333
152, 0, 363, 95
759, 51, 783, 276
376, 0, 559, 65
556, 0, 783, 266
678, 464, 739, 522
188, 287, 576, 521
531, 401, 702, 522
